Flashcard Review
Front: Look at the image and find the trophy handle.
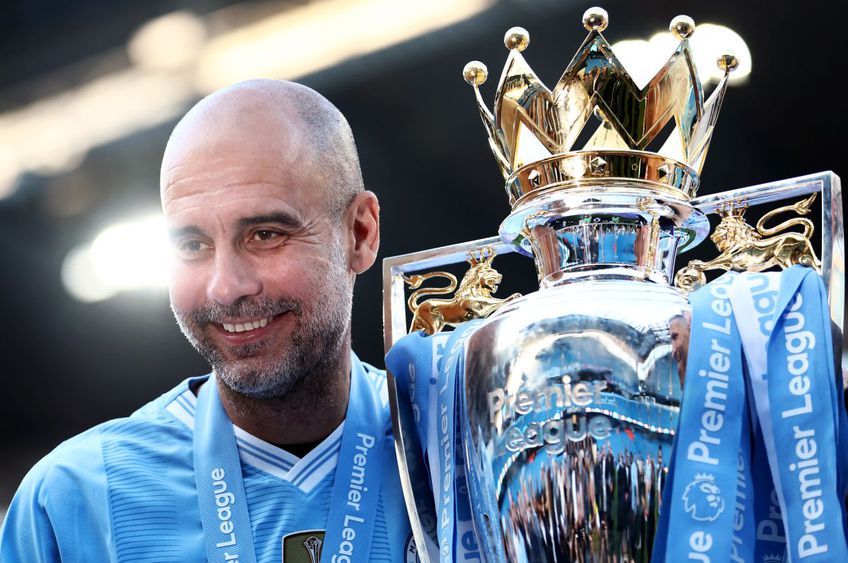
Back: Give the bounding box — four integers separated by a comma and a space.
383, 237, 516, 563
689, 171, 844, 337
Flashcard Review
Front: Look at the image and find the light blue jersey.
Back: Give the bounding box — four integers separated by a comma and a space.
0, 366, 414, 562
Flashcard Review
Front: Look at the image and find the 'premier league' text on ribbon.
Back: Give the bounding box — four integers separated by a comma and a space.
730, 452, 749, 562
436, 330, 469, 562
686, 286, 733, 468
779, 292, 828, 558
211, 468, 240, 561
680, 276, 743, 563
332, 432, 377, 563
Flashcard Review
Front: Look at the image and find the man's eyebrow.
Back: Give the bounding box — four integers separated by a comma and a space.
167, 213, 305, 240
168, 225, 205, 239
237, 212, 305, 230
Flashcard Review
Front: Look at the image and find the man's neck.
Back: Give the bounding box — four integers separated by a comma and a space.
214, 352, 351, 449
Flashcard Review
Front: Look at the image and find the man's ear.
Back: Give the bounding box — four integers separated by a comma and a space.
345, 191, 380, 274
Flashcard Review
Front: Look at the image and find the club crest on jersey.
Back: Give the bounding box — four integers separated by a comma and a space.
282, 530, 324, 563
404, 532, 420, 563
683, 473, 725, 522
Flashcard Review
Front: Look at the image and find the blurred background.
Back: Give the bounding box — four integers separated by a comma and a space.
1, 0, 845, 519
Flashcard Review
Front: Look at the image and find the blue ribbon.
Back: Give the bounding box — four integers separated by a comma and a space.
656, 267, 846, 562
445, 325, 483, 562
764, 267, 847, 561
194, 375, 259, 563
733, 272, 788, 563
730, 395, 756, 562
751, 417, 787, 562
660, 273, 748, 562
386, 323, 482, 563
193, 353, 385, 563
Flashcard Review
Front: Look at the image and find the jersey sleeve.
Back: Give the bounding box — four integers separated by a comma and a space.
0, 429, 114, 562
0, 456, 62, 562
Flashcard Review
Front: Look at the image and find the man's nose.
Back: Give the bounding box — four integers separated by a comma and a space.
207, 250, 262, 306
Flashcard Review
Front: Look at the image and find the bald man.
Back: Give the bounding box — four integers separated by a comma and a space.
0, 80, 414, 562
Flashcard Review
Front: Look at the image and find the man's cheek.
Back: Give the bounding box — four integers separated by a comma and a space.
169, 277, 204, 315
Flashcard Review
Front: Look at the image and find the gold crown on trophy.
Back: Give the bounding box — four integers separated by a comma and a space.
463, 7, 740, 206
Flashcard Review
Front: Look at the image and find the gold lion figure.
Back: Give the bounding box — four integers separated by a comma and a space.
404, 247, 521, 335
675, 193, 821, 292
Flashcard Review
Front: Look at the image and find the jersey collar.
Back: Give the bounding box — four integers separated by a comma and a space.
166, 382, 342, 493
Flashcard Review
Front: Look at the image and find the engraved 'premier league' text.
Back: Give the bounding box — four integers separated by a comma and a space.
487, 377, 609, 455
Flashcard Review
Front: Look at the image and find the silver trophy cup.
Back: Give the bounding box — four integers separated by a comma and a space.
383, 8, 844, 562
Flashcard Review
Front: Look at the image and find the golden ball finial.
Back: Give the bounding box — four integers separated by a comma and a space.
669, 15, 695, 40
717, 52, 739, 72
582, 7, 609, 32
503, 27, 530, 51
463, 61, 488, 86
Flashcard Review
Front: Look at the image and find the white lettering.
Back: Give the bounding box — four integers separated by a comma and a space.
211, 468, 239, 552
688, 530, 713, 560
687, 336, 732, 466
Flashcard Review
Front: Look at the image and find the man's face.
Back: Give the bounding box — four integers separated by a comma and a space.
669, 315, 691, 379
162, 127, 353, 399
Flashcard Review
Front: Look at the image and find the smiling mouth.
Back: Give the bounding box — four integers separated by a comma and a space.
221, 315, 276, 334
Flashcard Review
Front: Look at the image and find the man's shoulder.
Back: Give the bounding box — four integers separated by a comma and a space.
357, 359, 392, 434
360, 359, 386, 379
26, 375, 205, 490
3, 377, 209, 562
359, 359, 388, 399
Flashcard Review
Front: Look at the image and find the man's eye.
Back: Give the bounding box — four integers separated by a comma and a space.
252, 230, 282, 242
176, 239, 210, 255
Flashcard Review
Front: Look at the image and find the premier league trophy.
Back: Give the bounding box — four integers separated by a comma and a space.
383, 7, 845, 562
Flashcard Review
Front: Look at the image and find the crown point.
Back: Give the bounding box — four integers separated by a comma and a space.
582, 7, 609, 32
463, 61, 489, 86
717, 52, 739, 72
669, 15, 695, 39
503, 27, 530, 51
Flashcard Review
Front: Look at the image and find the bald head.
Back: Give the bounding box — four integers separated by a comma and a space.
161, 79, 364, 217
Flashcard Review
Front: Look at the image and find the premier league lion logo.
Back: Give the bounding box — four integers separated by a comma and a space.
682, 473, 725, 522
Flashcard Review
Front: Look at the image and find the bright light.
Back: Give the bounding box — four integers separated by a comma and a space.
611, 23, 752, 88
62, 213, 170, 302
610, 34, 680, 90
194, 0, 495, 92
128, 11, 207, 72
0, 0, 494, 200
0, 70, 195, 200
690, 24, 752, 83
0, 151, 20, 199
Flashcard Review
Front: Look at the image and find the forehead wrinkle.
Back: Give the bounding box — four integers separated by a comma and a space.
161, 160, 320, 211
161, 141, 324, 208
163, 160, 300, 177
165, 177, 300, 194
163, 193, 307, 224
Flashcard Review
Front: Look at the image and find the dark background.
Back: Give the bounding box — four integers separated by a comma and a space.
1, 0, 846, 514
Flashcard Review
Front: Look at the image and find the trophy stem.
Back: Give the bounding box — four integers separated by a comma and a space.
499, 182, 709, 289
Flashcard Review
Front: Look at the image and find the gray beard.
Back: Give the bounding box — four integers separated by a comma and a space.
173, 275, 352, 400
